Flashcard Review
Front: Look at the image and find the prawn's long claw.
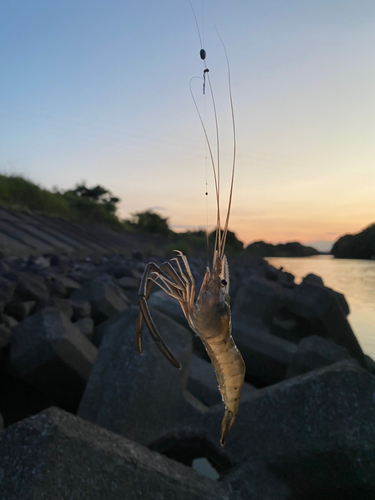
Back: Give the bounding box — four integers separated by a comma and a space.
139, 297, 181, 369
135, 309, 143, 354
220, 408, 235, 447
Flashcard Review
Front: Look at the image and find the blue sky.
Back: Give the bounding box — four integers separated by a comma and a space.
1, 0, 374, 251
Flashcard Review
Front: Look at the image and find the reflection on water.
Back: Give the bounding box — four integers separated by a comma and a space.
266, 255, 375, 359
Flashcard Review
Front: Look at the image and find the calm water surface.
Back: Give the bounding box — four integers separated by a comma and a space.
266, 255, 375, 359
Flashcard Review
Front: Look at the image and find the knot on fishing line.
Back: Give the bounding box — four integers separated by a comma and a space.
200, 48, 209, 94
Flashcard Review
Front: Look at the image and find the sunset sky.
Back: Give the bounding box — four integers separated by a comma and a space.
1, 0, 374, 252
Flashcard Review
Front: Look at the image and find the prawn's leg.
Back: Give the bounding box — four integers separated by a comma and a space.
172, 252, 196, 308
136, 262, 185, 352
137, 262, 185, 369
135, 277, 153, 354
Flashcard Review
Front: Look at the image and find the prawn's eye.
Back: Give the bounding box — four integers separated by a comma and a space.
221, 279, 227, 286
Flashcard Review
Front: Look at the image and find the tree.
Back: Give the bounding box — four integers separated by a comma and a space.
128, 210, 170, 237
66, 183, 120, 214
209, 229, 244, 253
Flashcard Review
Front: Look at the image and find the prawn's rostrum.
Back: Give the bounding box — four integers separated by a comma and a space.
136, 21, 245, 446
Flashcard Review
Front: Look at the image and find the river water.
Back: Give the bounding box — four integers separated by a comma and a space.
266, 255, 375, 360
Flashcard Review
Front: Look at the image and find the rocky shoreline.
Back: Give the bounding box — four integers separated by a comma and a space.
332, 222, 375, 260
1, 251, 375, 499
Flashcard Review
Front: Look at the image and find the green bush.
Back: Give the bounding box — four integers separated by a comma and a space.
0, 174, 122, 230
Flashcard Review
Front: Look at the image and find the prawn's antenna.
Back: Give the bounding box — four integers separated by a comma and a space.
189, 0, 203, 49
189, 77, 219, 223
205, 71, 222, 263
216, 28, 236, 259
189, 0, 222, 265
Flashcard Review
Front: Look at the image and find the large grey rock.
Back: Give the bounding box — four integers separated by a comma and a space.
286, 280, 366, 366
148, 290, 187, 326
10, 307, 97, 409
79, 307, 205, 446
301, 273, 350, 316
45, 298, 74, 319
233, 320, 297, 387
232, 276, 284, 328
0, 324, 12, 349
207, 360, 375, 499
13, 271, 49, 302
0, 407, 237, 500
70, 298, 91, 320
70, 277, 129, 324
91, 310, 123, 347
75, 317, 94, 340
285, 334, 352, 378
365, 354, 375, 376
0, 275, 16, 303
1, 314, 18, 328
222, 459, 291, 500
4, 300, 36, 321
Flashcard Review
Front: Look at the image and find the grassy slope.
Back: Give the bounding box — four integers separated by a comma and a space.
0, 174, 123, 230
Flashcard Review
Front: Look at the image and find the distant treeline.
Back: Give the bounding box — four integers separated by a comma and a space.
0, 174, 322, 257
245, 241, 319, 258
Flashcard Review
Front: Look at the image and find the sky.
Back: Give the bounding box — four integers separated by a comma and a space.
1, 0, 374, 252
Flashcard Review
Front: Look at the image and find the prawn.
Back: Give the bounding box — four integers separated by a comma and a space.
136, 24, 245, 447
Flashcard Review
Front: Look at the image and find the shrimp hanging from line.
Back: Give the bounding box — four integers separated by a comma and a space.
136, 29, 245, 447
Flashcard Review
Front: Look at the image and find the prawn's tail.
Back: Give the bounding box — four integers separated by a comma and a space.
220, 408, 235, 447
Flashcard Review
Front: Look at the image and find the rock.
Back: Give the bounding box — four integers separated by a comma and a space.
79, 307, 204, 446
70, 299, 91, 320
46, 273, 81, 297
286, 280, 365, 366
75, 317, 94, 340
222, 459, 291, 500
49, 253, 61, 266
303, 273, 324, 286
46, 298, 74, 319
117, 276, 140, 290
0, 259, 10, 272
132, 251, 143, 260
1, 314, 18, 328
0, 407, 236, 500
4, 300, 36, 321
302, 275, 350, 317
285, 335, 352, 378
264, 263, 295, 288
365, 354, 375, 376
148, 290, 187, 326
0, 275, 16, 302
187, 353, 256, 406
34, 255, 50, 268
70, 278, 129, 324
13, 271, 49, 302
68, 262, 101, 284
232, 277, 284, 328
207, 360, 375, 499
91, 311, 122, 347
0, 324, 12, 349
10, 307, 97, 409
233, 321, 297, 387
